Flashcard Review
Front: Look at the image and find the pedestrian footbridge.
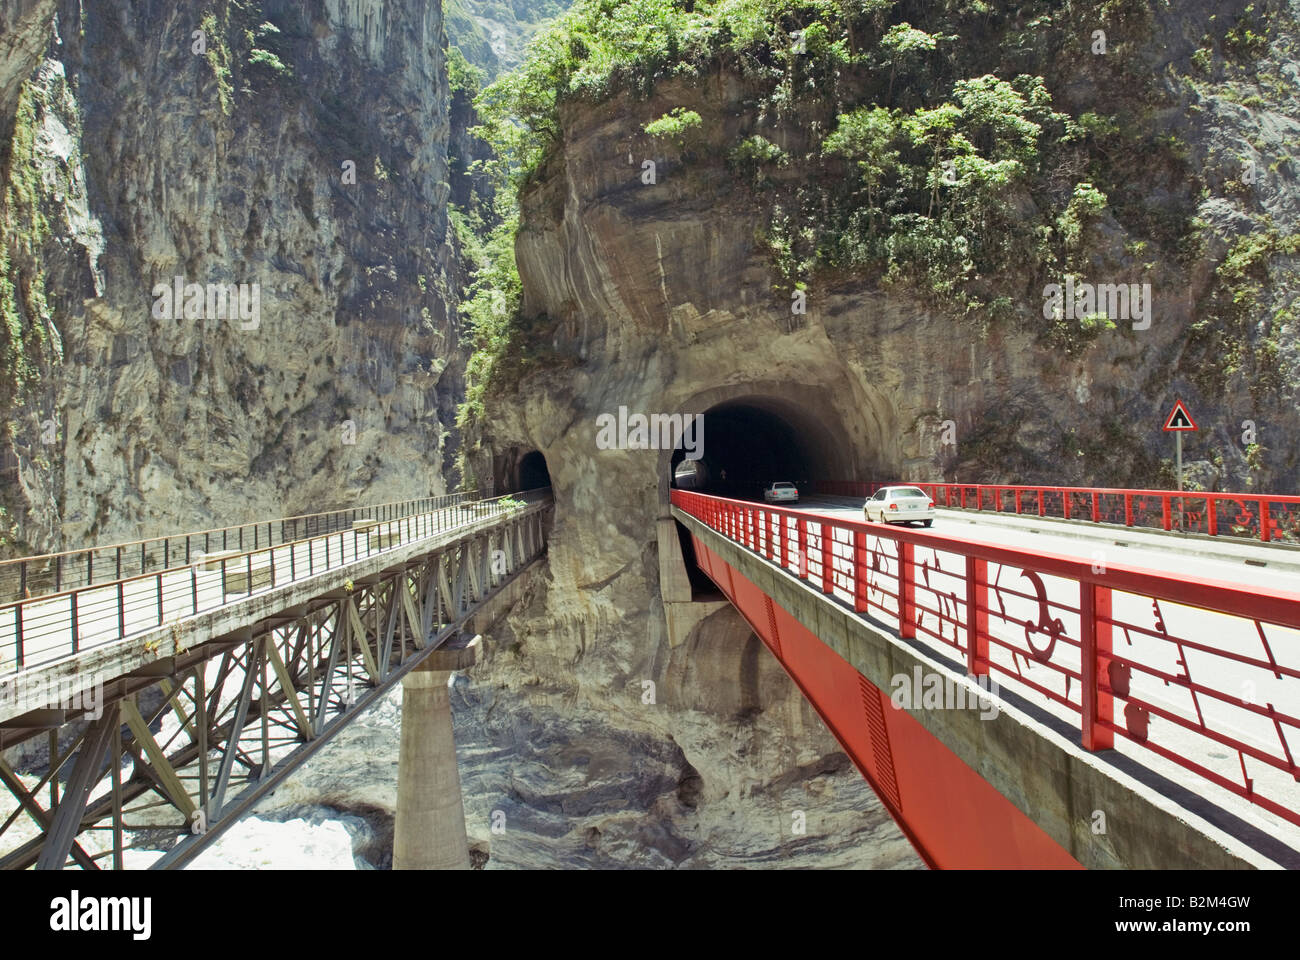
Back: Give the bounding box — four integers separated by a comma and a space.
0, 490, 552, 869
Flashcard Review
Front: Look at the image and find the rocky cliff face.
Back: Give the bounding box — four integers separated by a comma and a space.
0, 0, 465, 554
452, 2, 1299, 868
445, 0, 572, 80
6, 0, 1296, 871
492, 7, 1300, 492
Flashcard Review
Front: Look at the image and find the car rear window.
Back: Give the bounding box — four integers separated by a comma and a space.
774, 483, 795, 489
895, 487, 927, 497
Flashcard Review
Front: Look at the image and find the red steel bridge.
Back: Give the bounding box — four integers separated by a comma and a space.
812, 480, 1300, 543
671, 481, 1300, 869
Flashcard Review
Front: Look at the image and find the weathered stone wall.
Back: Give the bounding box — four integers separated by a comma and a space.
0, 0, 465, 554
459, 9, 1300, 866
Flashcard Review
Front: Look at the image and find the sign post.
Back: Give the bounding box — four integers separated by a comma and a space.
1162, 399, 1198, 502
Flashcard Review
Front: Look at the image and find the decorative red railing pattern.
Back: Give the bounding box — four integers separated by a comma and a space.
808, 481, 1300, 544
672, 489, 1300, 830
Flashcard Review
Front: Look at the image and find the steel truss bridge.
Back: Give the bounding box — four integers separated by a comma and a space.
0, 490, 552, 870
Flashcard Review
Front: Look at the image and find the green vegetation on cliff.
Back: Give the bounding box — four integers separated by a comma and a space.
198, 3, 301, 114
446, 0, 576, 80
0, 82, 53, 421
468, 0, 1198, 335
460, 0, 1300, 483
452, 201, 523, 432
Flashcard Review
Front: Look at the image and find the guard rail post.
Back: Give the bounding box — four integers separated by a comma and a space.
966, 556, 988, 676
1080, 580, 1115, 751
899, 541, 916, 639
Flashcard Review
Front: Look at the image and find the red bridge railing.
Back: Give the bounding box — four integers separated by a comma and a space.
672, 489, 1300, 830
808, 481, 1300, 544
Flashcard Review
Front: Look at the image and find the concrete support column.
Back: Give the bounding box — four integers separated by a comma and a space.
393, 636, 480, 870
657, 517, 695, 604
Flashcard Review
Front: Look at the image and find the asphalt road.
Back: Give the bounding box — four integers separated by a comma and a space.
788, 495, 1300, 592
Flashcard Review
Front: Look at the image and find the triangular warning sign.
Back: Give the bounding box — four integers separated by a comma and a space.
1163, 399, 1198, 431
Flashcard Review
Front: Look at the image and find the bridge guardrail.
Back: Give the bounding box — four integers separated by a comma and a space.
1, 489, 550, 675
0, 490, 482, 605
673, 489, 1300, 831
809, 481, 1300, 544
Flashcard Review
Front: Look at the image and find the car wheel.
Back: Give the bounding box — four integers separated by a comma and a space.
922, 519, 933, 528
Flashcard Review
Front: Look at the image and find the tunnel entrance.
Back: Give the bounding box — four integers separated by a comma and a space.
658, 387, 871, 629
668, 396, 849, 501
495, 448, 551, 494
519, 450, 551, 491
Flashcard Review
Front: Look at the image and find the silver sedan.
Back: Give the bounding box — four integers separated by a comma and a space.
864, 486, 935, 526
763, 481, 800, 504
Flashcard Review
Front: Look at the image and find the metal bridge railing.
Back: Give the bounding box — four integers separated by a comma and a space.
0, 490, 482, 605
0, 489, 549, 675
809, 481, 1300, 544
0, 495, 553, 871
673, 489, 1300, 831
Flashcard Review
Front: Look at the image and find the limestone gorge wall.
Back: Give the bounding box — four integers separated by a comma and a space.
3, 0, 1297, 870
0, 0, 464, 554
501, 79, 1300, 497
459, 4, 1300, 866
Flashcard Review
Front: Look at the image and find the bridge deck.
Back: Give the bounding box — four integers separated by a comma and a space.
1, 493, 547, 702
673, 491, 1300, 868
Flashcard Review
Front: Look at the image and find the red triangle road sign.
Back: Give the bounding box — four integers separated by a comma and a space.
1163, 399, 1198, 431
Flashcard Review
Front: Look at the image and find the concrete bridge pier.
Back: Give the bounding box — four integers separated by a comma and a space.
392, 635, 480, 870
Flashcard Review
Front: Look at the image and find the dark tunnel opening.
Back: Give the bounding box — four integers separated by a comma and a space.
669, 397, 848, 501
519, 450, 551, 491
496, 448, 552, 494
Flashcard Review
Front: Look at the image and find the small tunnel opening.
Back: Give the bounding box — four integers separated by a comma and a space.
496, 448, 552, 494
668, 396, 848, 501
519, 450, 551, 491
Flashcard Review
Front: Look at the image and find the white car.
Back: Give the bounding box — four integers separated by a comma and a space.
864, 486, 935, 526
763, 481, 800, 504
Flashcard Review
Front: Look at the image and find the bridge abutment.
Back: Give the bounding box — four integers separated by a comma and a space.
392, 636, 480, 870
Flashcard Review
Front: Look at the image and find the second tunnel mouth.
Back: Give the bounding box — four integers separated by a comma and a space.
494, 447, 552, 495
519, 450, 551, 491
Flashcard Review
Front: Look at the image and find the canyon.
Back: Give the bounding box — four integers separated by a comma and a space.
2, 0, 1298, 869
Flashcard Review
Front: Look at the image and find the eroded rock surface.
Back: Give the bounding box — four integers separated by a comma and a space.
1, 0, 464, 552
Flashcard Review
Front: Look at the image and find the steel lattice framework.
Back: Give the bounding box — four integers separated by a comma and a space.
0, 501, 550, 870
